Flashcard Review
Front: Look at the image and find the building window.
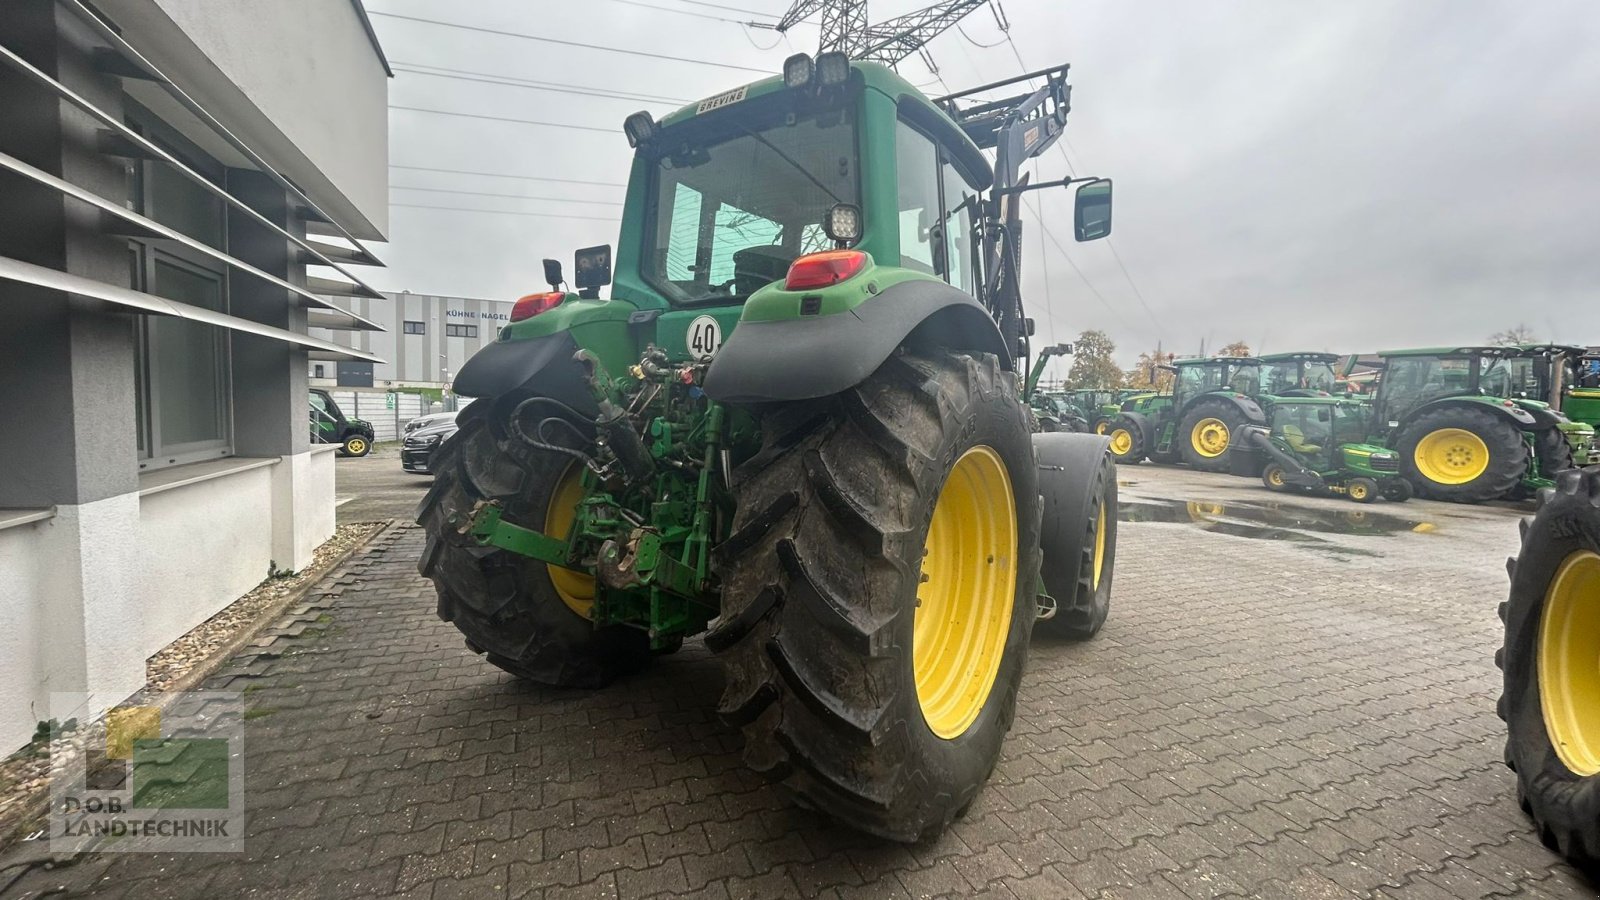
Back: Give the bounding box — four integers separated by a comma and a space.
445, 324, 478, 338
403, 320, 426, 335
129, 120, 232, 470
314, 364, 326, 378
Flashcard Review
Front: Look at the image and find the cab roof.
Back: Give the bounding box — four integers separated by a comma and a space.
1172, 356, 1261, 366
1259, 351, 1340, 363
655, 60, 993, 191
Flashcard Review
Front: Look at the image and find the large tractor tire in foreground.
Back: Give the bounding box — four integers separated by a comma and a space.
1178, 398, 1248, 473
707, 348, 1040, 841
1033, 434, 1117, 640
1397, 407, 1527, 503
417, 402, 651, 687
1499, 467, 1600, 872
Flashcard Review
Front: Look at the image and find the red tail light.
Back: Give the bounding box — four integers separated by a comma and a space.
511, 291, 564, 322
785, 249, 867, 291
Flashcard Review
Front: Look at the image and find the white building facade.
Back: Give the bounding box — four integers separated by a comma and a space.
0, 0, 389, 753
309, 291, 515, 389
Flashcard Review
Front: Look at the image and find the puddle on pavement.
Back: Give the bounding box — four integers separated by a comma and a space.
1118, 498, 1437, 550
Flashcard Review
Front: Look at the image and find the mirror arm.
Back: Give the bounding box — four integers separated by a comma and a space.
992, 175, 1101, 198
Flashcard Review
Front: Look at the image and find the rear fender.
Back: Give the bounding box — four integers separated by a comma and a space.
703, 279, 1010, 404
1188, 392, 1267, 425
450, 331, 599, 415
1409, 396, 1538, 431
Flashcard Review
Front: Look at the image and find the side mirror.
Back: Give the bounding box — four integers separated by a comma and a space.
573, 245, 612, 298
1073, 178, 1113, 242
542, 258, 564, 290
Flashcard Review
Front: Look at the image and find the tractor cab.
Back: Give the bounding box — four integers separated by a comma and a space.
1258, 352, 1340, 398
1172, 356, 1262, 407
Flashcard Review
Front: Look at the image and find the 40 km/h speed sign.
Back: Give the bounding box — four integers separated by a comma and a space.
687, 315, 722, 361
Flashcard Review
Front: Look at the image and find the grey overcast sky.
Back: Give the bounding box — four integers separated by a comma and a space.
361, 0, 1600, 369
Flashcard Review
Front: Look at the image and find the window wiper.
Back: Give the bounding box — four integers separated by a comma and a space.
738, 126, 841, 204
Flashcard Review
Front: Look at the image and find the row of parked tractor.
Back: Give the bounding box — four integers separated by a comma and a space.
1029, 344, 1600, 505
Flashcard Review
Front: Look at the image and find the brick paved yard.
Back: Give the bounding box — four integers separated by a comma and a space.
10, 464, 1598, 898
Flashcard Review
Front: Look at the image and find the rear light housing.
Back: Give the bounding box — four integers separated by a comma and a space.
511, 291, 564, 322
785, 249, 868, 292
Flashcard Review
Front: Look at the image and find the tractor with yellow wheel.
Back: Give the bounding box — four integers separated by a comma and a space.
1362, 347, 1595, 502
1106, 356, 1267, 471
415, 55, 1121, 841
1499, 466, 1600, 872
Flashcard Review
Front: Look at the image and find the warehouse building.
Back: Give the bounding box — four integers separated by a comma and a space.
0, 0, 389, 753
309, 291, 514, 389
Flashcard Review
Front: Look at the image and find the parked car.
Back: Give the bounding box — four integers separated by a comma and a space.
309, 388, 375, 457
402, 418, 458, 475
404, 410, 457, 436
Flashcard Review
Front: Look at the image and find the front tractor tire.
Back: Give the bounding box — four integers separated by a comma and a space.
416, 403, 650, 688
1107, 414, 1145, 465
1499, 467, 1600, 872
1397, 407, 1527, 503
1178, 399, 1247, 473
708, 348, 1040, 841
1033, 434, 1118, 640
342, 434, 371, 457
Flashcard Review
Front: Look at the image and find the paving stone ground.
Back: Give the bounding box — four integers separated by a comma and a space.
8, 464, 1598, 899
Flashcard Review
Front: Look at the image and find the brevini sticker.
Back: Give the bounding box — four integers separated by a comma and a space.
696, 86, 748, 115
687, 315, 722, 360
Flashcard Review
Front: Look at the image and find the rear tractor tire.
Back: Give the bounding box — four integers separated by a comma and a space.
1499, 467, 1600, 872
1397, 407, 1527, 503
1534, 428, 1576, 479
1261, 463, 1289, 492
416, 402, 651, 688
707, 347, 1040, 841
1178, 399, 1248, 473
1034, 434, 1118, 640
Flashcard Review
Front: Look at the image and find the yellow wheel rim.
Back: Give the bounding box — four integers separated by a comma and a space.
1413, 428, 1489, 485
1349, 481, 1370, 501
914, 446, 1018, 740
1095, 420, 1109, 435
347, 438, 366, 454
545, 462, 597, 618
1266, 467, 1286, 488
1091, 503, 1107, 589
1109, 428, 1134, 456
1191, 418, 1230, 458
1539, 550, 1600, 776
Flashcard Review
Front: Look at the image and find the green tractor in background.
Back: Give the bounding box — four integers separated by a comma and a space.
416, 55, 1122, 841
1239, 396, 1412, 503
1498, 465, 1600, 872
1023, 343, 1089, 432
1258, 351, 1343, 398
1107, 356, 1267, 472
1502, 344, 1600, 464
1359, 347, 1595, 502
1086, 388, 1153, 435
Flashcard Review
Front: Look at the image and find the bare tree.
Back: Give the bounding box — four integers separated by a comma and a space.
1489, 323, 1537, 347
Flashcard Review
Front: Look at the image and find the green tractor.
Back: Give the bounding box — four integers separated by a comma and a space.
1023, 343, 1088, 432
1498, 465, 1600, 872
416, 55, 1121, 841
1107, 356, 1267, 472
1499, 344, 1600, 464
1238, 396, 1412, 503
1359, 347, 1595, 502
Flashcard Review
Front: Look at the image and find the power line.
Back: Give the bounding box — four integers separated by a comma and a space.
392, 203, 619, 223
389, 105, 617, 134
366, 12, 771, 73
390, 164, 625, 188
672, 0, 785, 15
391, 63, 689, 105
602, 0, 775, 24
391, 184, 623, 206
